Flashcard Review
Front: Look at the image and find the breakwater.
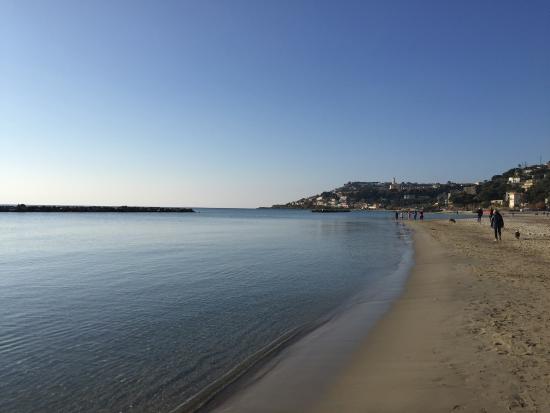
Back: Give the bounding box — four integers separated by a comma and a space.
0, 204, 195, 213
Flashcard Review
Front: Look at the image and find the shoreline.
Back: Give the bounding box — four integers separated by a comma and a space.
197, 223, 415, 413
200, 215, 550, 412
310, 220, 484, 412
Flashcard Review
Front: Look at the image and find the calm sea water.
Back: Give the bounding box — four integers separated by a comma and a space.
1, 209, 413, 412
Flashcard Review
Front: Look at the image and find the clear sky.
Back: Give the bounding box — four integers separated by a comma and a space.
1, 0, 549, 207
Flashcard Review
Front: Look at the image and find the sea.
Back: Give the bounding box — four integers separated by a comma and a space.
0, 208, 422, 412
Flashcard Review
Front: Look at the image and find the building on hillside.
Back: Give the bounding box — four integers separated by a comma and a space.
522, 179, 534, 190
389, 177, 401, 191
506, 192, 523, 209
508, 176, 521, 184
491, 199, 504, 206
436, 193, 449, 207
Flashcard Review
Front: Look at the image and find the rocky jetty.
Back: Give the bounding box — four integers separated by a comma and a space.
0, 204, 195, 213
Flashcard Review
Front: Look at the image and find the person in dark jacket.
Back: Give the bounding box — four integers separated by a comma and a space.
491, 209, 504, 241
477, 208, 483, 223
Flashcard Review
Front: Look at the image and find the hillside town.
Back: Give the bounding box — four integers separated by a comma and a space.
274, 161, 550, 211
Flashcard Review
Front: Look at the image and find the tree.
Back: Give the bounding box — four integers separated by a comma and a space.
450, 193, 477, 207
525, 175, 550, 206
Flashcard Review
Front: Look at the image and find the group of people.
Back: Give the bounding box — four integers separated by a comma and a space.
477, 207, 505, 241
394, 210, 424, 221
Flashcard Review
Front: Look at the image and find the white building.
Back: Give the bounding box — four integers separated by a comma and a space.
522, 179, 534, 190
506, 192, 522, 209
508, 176, 521, 184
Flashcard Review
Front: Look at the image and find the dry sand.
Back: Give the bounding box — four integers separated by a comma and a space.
312, 214, 550, 412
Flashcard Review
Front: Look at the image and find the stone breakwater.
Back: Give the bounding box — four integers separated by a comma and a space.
0, 204, 195, 213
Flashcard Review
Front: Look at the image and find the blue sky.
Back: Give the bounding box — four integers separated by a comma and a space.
1, 0, 549, 207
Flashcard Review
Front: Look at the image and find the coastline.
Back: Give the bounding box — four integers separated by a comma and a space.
201, 215, 550, 412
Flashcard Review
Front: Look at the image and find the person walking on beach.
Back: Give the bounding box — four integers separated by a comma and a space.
395, 211, 399, 221
491, 209, 504, 241
489, 208, 494, 224
477, 208, 483, 223
419, 210, 424, 220
414, 210, 418, 220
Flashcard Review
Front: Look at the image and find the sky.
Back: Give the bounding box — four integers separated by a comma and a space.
1, 0, 549, 207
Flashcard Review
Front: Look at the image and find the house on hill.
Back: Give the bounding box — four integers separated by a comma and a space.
506, 192, 523, 209
522, 179, 534, 190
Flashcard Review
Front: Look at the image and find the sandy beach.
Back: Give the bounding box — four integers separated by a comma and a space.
207, 214, 550, 413
312, 214, 550, 412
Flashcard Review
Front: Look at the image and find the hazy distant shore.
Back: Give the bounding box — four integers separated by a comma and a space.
202, 214, 550, 412
0, 204, 195, 213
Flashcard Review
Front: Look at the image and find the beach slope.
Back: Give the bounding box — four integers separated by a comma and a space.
312, 216, 550, 412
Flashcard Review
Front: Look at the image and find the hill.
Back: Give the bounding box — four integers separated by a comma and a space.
273, 162, 550, 211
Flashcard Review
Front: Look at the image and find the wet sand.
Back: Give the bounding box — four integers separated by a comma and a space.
205, 215, 550, 412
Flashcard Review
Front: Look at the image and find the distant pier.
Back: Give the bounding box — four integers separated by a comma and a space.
0, 204, 195, 213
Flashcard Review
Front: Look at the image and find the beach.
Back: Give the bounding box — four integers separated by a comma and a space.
209, 214, 550, 412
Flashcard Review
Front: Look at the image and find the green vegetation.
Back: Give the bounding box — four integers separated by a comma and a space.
526, 175, 550, 208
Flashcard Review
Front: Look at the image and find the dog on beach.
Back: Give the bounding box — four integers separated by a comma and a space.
515, 230, 521, 239
449, 218, 456, 223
